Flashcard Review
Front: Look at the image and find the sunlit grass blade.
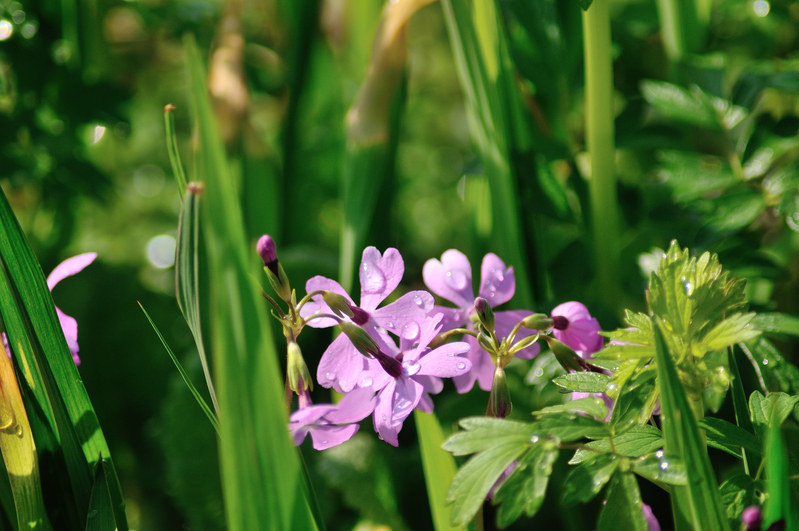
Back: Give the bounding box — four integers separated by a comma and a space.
729, 346, 759, 475
138, 302, 220, 435
763, 417, 798, 531
175, 181, 218, 416
0, 339, 51, 531
164, 104, 188, 198
0, 188, 128, 529
652, 317, 730, 531
85, 457, 120, 531
582, 0, 621, 306
440, 0, 535, 308
414, 410, 460, 531
184, 34, 318, 531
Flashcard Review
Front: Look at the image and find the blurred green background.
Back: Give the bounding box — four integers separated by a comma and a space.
3, 0, 799, 529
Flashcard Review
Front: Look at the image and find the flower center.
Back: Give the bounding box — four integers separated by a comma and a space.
552, 315, 569, 331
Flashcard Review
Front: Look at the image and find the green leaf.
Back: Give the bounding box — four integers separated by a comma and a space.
138, 303, 220, 434
740, 337, 799, 395
719, 474, 765, 529
552, 371, 611, 393
85, 458, 119, 531
640, 80, 747, 131
729, 346, 761, 474
749, 391, 799, 439
535, 414, 610, 441
580, 0, 594, 10
414, 411, 460, 531
699, 418, 762, 460
751, 312, 799, 338
610, 367, 658, 431
630, 451, 687, 486
0, 185, 128, 529
656, 151, 739, 203
653, 317, 731, 531
569, 425, 663, 465
763, 420, 799, 531
562, 453, 619, 506
533, 397, 609, 420
444, 417, 537, 456
597, 472, 647, 531
700, 313, 760, 351
183, 34, 317, 531
702, 191, 766, 234
175, 181, 218, 416
492, 445, 558, 527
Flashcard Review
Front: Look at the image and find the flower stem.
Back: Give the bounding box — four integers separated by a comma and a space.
582, 0, 621, 306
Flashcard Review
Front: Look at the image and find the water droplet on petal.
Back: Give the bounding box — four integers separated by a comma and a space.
404, 360, 421, 377
385, 321, 394, 329
381, 415, 388, 422
489, 268, 504, 282
325, 371, 336, 381
414, 295, 424, 307
447, 351, 456, 357
456, 362, 466, 370
321, 439, 329, 445
361, 377, 373, 387
361, 261, 387, 294
402, 321, 420, 340
445, 269, 469, 290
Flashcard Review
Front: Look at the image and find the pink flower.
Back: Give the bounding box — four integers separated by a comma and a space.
550, 302, 603, 357
423, 250, 539, 393
289, 387, 376, 450
47, 253, 97, 365
301, 247, 434, 393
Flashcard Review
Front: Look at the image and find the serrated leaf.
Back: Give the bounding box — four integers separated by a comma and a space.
443, 417, 537, 456
630, 451, 687, 485
570, 425, 663, 464
700, 313, 760, 352
749, 391, 799, 439
562, 453, 619, 506
702, 191, 766, 233
699, 418, 762, 460
552, 371, 610, 393
414, 411, 459, 531
719, 474, 765, 529
597, 472, 648, 531
535, 414, 610, 442
656, 151, 739, 203
493, 445, 558, 527
653, 317, 730, 531
641, 80, 718, 129
533, 397, 608, 420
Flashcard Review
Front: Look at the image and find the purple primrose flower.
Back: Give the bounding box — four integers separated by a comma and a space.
550, 301, 603, 357
423, 250, 539, 393
289, 386, 377, 450
362, 313, 471, 446
301, 247, 434, 393
47, 253, 97, 365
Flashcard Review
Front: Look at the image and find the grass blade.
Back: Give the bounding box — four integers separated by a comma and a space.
85, 458, 119, 531
729, 346, 759, 474
763, 418, 798, 531
164, 104, 188, 198
184, 34, 318, 531
652, 317, 730, 531
414, 410, 460, 531
138, 302, 220, 435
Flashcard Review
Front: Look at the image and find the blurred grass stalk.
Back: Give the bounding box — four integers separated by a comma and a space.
339, 0, 431, 291
0, 342, 50, 531
656, 0, 709, 63
582, 0, 621, 305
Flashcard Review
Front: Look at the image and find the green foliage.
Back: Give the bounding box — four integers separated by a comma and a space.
596, 473, 647, 531
552, 371, 611, 393
414, 411, 460, 531
492, 443, 558, 527
561, 453, 618, 506
719, 474, 765, 529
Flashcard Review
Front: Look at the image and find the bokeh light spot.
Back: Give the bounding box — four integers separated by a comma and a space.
146, 235, 176, 268
0, 20, 13, 41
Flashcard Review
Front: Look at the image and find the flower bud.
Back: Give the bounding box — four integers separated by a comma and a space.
489, 366, 512, 418
322, 291, 354, 319
339, 322, 379, 358
474, 297, 495, 333
542, 336, 584, 373
287, 341, 313, 393
741, 506, 762, 531
522, 313, 553, 331
257, 235, 292, 302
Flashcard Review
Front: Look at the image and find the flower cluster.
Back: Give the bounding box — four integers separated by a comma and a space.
257, 240, 603, 450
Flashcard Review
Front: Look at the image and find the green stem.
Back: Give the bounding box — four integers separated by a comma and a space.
582, 0, 621, 306
656, 0, 707, 64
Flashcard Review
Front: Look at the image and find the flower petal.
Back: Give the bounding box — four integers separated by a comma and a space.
46, 253, 97, 291
551, 301, 592, 323
422, 250, 474, 310
325, 387, 377, 424
56, 307, 81, 365
301, 276, 354, 328
374, 382, 399, 446
452, 336, 495, 393
316, 334, 369, 393
371, 290, 434, 336
309, 424, 360, 450
479, 254, 515, 307
417, 342, 471, 378
359, 247, 404, 312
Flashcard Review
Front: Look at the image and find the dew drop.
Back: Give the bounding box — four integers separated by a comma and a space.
414, 295, 424, 307
402, 321, 420, 340
680, 276, 693, 296
530, 434, 540, 444
445, 269, 469, 290
659, 461, 669, 470
14, 424, 22, 438
447, 351, 457, 357
381, 415, 388, 422
321, 439, 329, 445
456, 362, 466, 370
655, 449, 664, 459
385, 321, 394, 329
361, 261, 387, 294
762, 359, 769, 365
404, 360, 421, 377
325, 371, 336, 381
361, 377, 373, 387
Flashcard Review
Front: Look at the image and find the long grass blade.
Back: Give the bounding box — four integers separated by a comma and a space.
138, 302, 220, 435
728, 346, 759, 475
85, 457, 120, 531
414, 410, 460, 531
184, 34, 318, 531
164, 104, 188, 198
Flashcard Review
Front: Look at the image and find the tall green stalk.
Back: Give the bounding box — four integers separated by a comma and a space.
656, 0, 708, 63
582, 0, 621, 306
